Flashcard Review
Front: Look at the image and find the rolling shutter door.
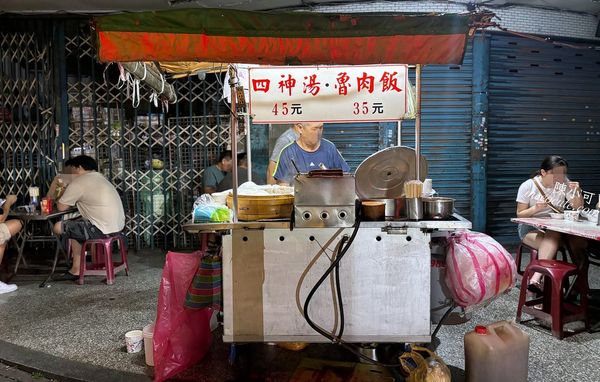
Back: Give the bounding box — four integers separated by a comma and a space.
401, 41, 473, 218
487, 32, 600, 244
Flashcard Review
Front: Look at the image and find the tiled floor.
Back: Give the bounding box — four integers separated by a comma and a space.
0, 246, 599, 381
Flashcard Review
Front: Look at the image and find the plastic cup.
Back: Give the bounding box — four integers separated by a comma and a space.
125, 330, 144, 353
423, 178, 433, 196
142, 324, 155, 366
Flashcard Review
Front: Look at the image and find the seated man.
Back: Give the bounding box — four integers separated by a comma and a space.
217, 152, 249, 192
49, 155, 125, 281
202, 151, 232, 194
273, 122, 350, 185
0, 195, 21, 294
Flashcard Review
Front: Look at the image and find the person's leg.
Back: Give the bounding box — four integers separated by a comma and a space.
69, 239, 82, 275
0, 220, 22, 265
53, 221, 83, 278
529, 230, 561, 286
566, 235, 589, 275
522, 231, 543, 249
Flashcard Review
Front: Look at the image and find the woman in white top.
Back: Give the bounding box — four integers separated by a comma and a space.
516, 155, 586, 293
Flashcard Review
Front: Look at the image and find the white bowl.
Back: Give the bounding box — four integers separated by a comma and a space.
564, 210, 580, 222
549, 213, 564, 220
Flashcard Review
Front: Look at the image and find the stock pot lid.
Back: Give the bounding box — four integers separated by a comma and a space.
354, 146, 428, 200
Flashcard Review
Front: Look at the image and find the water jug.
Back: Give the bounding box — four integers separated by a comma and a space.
464, 320, 529, 382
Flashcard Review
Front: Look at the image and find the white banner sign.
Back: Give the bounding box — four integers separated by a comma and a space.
249, 65, 408, 123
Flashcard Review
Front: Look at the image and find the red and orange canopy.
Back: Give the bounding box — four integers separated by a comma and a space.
95, 8, 481, 65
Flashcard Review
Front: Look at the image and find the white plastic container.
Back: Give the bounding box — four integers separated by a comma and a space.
143, 324, 155, 366
464, 321, 529, 382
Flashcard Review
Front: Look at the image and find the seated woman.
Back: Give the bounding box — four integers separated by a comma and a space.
0, 195, 22, 294
516, 155, 587, 294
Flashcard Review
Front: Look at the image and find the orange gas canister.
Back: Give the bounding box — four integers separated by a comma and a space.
464, 321, 530, 382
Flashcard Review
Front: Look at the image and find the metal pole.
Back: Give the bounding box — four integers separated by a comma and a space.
228, 66, 239, 223
415, 64, 422, 181
245, 113, 252, 182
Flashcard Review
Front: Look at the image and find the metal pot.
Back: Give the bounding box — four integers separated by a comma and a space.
378, 198, 407, 219
422, 197, 455, 220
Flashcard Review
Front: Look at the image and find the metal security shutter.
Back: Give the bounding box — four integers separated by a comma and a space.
401, 42, 473, 218
487, 32, 600, 244
323, 122, 394, 171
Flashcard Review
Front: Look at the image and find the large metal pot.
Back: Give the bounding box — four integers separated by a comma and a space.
422, 197, 455, 220
379, 198, 407, 219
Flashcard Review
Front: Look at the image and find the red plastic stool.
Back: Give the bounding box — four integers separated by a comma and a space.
516, 259, 589, 339
515, 242, 568, 276
78, 234, 129, 285
515, 242, 538, 276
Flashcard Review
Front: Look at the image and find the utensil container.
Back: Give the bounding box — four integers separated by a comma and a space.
406, 198, 422, 220
464, 320, 529, 382
361, 200, 385, 221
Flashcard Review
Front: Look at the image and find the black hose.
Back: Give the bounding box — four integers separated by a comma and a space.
303, 234, 350, 341
334, 240, 344, 339
302, 212, 405, 368
431, 304, 455, 340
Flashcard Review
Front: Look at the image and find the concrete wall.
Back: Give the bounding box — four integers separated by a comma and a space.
316, 0, 599, 41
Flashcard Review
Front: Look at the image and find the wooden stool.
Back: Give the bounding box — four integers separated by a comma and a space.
516, 259, 589, 339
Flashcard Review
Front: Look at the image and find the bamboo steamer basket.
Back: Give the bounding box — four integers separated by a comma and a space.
226, 194, 294, 221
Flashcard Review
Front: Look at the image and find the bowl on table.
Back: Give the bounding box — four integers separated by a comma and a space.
563, 210, 580, 222
549, 212, 564, 220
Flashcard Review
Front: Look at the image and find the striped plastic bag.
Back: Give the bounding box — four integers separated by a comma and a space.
445, 231, 516, 308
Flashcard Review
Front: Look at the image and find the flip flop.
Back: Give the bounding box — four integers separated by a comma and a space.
52, 272, 79, 281
527, 282, 544, 296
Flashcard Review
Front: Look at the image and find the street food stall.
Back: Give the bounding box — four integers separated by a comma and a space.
94, 7, 490, 347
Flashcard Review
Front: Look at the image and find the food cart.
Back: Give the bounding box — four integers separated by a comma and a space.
94, 7, 488, 345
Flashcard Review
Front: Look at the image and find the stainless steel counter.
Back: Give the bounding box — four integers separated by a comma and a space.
182, 213, 471, 234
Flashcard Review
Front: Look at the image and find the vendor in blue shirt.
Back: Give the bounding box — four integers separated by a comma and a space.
273, 122, 350, 185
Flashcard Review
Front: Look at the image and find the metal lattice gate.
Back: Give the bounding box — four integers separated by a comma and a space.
64, 29, 230, 249
0, 32, 54, 200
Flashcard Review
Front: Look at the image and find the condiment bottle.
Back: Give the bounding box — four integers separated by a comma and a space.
55, 178, 64, 200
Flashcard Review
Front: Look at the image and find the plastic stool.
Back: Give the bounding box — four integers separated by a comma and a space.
516, 259, 589, 339
515, 242, 568, 276
515, 242, 538, 276
78, 234, 129, 285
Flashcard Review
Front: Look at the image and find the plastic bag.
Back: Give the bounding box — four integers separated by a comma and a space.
400, 345, 451, 382
192, 194, 231, 223
153, 251, 213, 382
445, 231, 516, 308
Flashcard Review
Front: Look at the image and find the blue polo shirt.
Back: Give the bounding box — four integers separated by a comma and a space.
273, 139, 350, 183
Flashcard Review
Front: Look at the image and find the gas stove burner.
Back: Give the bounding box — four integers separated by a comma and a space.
355, 146, 428, 200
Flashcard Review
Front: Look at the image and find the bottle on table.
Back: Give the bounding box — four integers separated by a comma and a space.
55, 178, 64, 200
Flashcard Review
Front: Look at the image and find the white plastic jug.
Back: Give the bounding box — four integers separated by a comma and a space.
464, 320, 529, 382
143, 323, 155, 366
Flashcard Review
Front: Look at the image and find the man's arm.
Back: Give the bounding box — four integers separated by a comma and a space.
267, 161, 277, 185
202, 167, 218, 194
56, 201, 71, 212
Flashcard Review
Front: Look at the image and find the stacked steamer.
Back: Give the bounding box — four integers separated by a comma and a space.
226, 185, 294, 221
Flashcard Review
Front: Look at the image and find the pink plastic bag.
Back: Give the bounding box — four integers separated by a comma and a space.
154, 251, 213, 382
445, 231, 516, 308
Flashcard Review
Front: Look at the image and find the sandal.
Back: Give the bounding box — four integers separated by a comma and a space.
527, 281, 544, 295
